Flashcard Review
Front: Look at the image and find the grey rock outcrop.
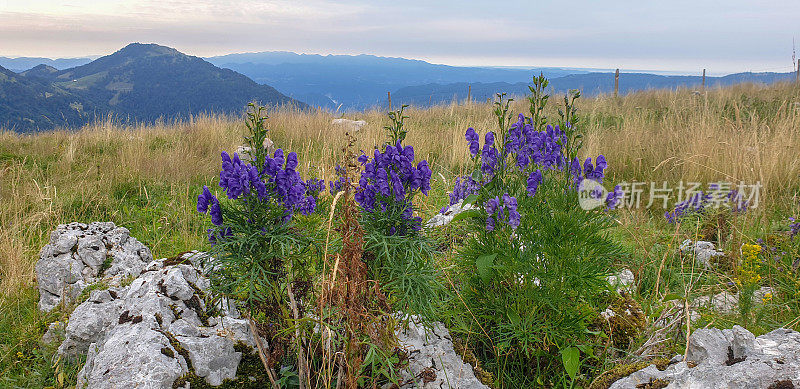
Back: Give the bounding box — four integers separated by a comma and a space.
392, 316, 489, 389
610, 326, 800, 388
53, 252, 258, 388
36, 222, 153, 312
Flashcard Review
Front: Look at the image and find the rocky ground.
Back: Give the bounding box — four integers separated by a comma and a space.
34, 222, 800, 388
37, 222, 489, 389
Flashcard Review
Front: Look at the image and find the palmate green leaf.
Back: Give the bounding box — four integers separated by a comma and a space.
475, 253, 497, 282
560, 346, 580, 381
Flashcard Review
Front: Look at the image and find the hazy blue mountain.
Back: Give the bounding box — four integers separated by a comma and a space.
387, 72, 797, 107
1, 43, 303, 132
206, 52, 585, 110
0, 56, 94, 73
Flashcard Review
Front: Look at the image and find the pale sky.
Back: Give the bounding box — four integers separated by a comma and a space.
1, 0, 799, 74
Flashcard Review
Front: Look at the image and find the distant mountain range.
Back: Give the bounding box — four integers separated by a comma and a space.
0, 56, 94, 73
3, 44, 796, 132
387, 72, 797, 107
206, 52, 796, 110
0, 44, 302, 132
206, 52, 586, 110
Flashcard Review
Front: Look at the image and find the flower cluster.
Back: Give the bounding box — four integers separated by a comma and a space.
790, 217, 800, 241
305, 177, 326, 198
480, 132, 499, 177
736, 243, 763, 290
506, 114, 566, 171
355, 140, 432, 235
466, 127, 480, 157
198, 149, 319, 244
220, 152, 266, 200
442, 175, 481, 213
485, 194, 520, 231
197, 185, 231, 246
198, 185, 223, 226
664, 191, 712, 223
664, 186, 749, 223
262, 149, 317, 216
526, 170, 543, 197
570, 155, 607, 186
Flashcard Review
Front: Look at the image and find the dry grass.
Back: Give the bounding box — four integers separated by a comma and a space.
1, 81, 799, 297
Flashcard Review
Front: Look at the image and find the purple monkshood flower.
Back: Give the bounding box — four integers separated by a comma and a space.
330, 164, 349, 195
486, 216, 496, 231
202, 147, 318, 241
445, 175, 481, 212
466, 128, 480, 157
481, 134, 499, 178
583, 156, 606, 182
197, 185, 223, 226
197, 186, 214, 213
483, 194, 519, 230
305, 178, 325, 197
527, 170, 543, 197
664, 189, 746, 224
209, 201, 223, 226
485, 197, 500, 215
355, 140, 431, 236
503, 194, 521, 229
790, 217, 800, 241
606, 185, 623, 210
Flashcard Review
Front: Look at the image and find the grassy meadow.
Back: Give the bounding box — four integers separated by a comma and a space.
2, 81, 800, 387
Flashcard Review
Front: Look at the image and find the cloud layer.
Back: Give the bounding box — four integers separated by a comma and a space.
2, 0, 799, 73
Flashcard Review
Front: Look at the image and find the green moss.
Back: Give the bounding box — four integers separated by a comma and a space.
75, 281, 110, 306
605, 293, 647, 349
588, 358, 670, 389
452, 338, 497, 388
161, 347, 175, 358
98, 255, 113, 275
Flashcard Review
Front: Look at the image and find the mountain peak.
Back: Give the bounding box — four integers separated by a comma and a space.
116, 43, 182, 58
21, 64, 59, 79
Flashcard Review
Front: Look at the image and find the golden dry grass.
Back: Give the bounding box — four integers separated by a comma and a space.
1, 81, 799, 297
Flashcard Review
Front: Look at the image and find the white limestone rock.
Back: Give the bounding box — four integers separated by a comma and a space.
426, 200, 476, 228
391, 316, 489, 389
610, 326, 800, 388
36, 222, 153, 312
679, 239, 724, 269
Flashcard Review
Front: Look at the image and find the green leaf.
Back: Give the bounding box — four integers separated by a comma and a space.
471, 169, 481, 181
463, 194, 479, 206
560, 346, 580, 381
450, 209, 482, 224
475, 253, 497, 282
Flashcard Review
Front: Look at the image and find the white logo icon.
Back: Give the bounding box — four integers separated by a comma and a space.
578, 179, 608, 210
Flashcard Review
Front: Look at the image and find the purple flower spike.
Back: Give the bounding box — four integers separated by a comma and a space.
527, 170, 543, 197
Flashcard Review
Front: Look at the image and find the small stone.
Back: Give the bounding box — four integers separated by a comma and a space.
426, 200, 476, 228
607, 269, 635, 292
679, 239, 725, 269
